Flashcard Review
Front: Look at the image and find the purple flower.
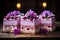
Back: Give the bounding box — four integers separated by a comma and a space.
7, 10, 21, 16
41, 10, 51, 16
14, 28, 20, 35
7, 13, 11, 16
25, 9, 37, 18
41, 29, 49, 34
12, 11, 20, 15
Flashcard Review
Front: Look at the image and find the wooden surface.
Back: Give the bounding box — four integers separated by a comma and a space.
0, 31, 60, 38
0, 22, 60, 38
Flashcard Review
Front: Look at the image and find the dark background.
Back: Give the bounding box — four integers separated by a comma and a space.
0, 0, 60, 23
